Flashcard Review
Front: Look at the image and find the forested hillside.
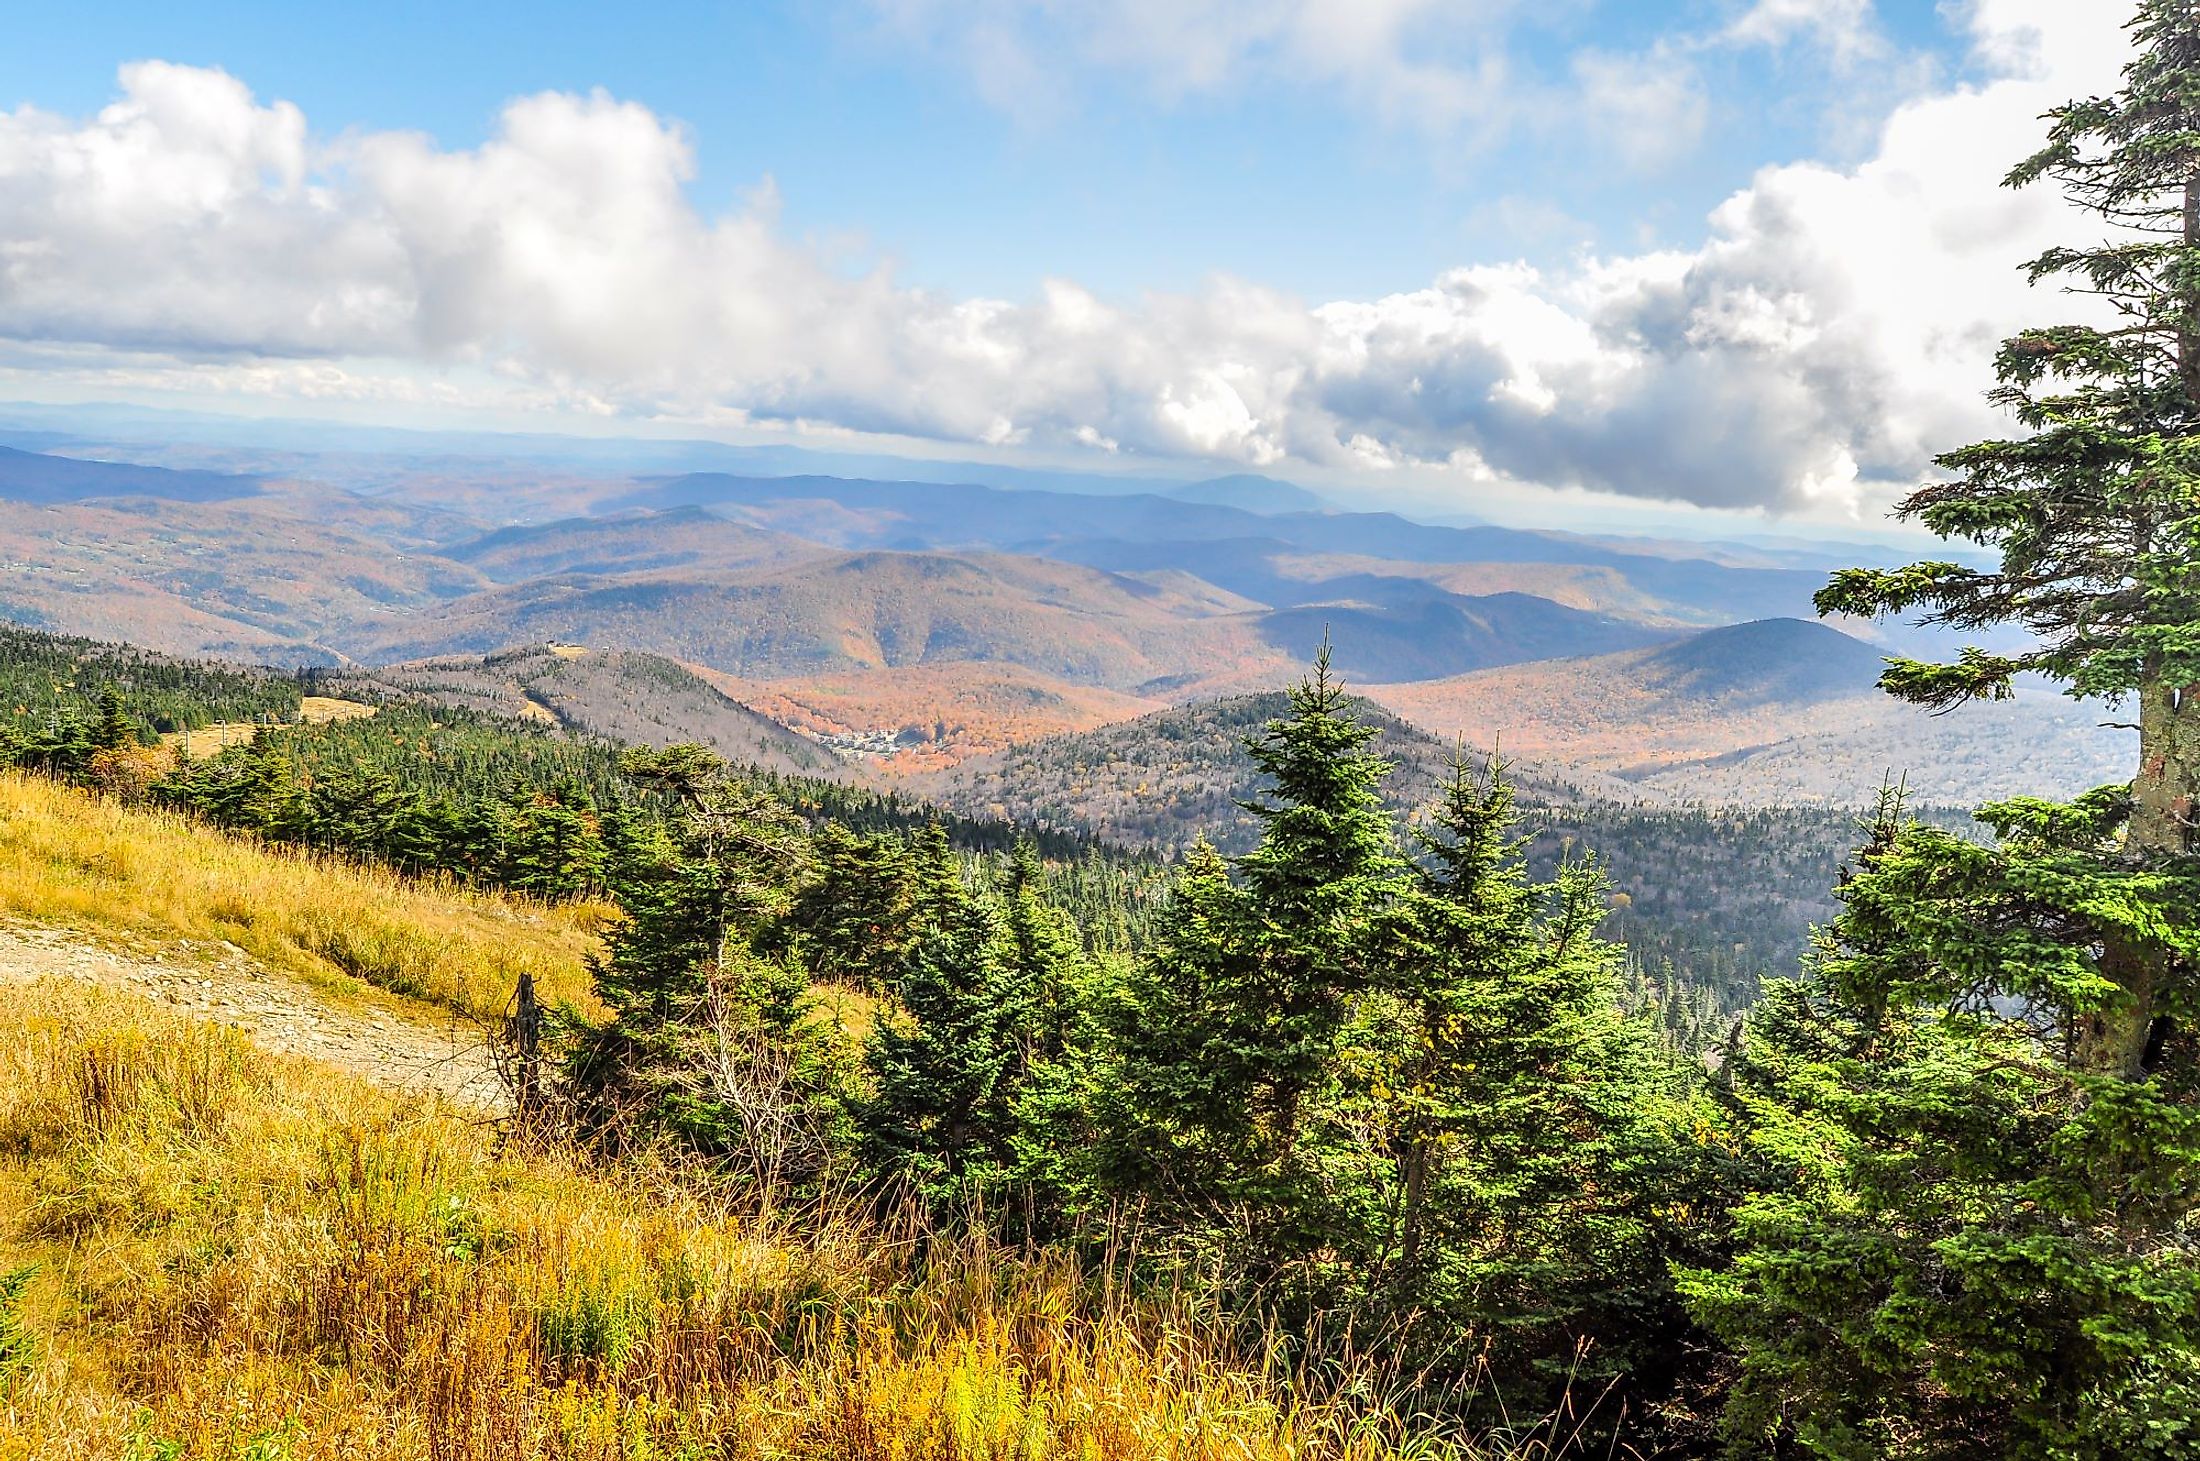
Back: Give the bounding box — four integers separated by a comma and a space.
0, 622, 300, 736
917, 686, 1974, 1010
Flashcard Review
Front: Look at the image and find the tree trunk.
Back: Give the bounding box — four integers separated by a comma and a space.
2130, 675, 2200, 859
1398, 1128, 1430, 1275
2085, 177, 2200, 1076
2077, 678, 2200, 1077
509, 967, 544, 1129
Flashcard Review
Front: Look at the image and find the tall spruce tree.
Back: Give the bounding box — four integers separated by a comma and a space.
1383, 761, 1704, 1398
1101, 652, 1400, 1274
1815, 0, 2200, 1076
861, 826, 1020, 1210
91, 687, 133, 752
1232, 646, 1400, 1172
1696, 12, 2200, 1448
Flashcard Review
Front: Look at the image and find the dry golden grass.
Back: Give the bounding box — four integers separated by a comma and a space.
0, 983, 1524, 1461
297, 696, 378, 725
162, 697, 376, 757
0, 771, 605, 1020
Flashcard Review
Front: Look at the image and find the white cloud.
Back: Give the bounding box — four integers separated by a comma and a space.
0, 2, 2139, 514
1571, 45, 1709, 170
1723, 0, 1885, 65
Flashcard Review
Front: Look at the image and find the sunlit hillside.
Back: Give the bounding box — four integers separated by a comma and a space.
0, 772, 604, 1019
0, 982, 1558, 1461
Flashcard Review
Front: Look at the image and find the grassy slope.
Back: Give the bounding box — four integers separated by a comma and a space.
0, 983, 1521, 1461
0, 772, 605, 1020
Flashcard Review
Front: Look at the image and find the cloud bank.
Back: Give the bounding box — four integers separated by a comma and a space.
0, 2, 2134, 513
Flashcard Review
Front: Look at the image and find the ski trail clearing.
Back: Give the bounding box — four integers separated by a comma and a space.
0, 921, 507, 1109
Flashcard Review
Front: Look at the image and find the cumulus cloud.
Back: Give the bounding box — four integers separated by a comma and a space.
0, 2, 2139, 513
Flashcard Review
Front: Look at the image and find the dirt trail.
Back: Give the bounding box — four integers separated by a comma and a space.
0, 922, 507, 1110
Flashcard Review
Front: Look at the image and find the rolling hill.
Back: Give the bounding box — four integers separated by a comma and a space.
912, 691, 1603, 852
349, 549, 1297, 694
1257, 589, 1672, 682
1364, 618, 2134, 806
446, 505, 825, 582
348, 643, 840, 776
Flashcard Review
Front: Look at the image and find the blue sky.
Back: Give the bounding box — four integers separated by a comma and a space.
0, 2, 2140, 527
0, 0, 1968, 301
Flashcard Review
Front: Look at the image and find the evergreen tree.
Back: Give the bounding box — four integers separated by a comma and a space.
158, 727, 302, 838
1094, 838, 1254, 1219
1382, 761, 1708, 1399
503, 785, 607, 900
996, 840, 1105, 1222
1687, 791, 2200, 1458
574, 746, 816, 1160
1102, 652, 1401, 1273
1231, 648, 1399, 1228
1815, 0, 2200, 1075
997, 839, 1086, 1080
594, 745, 809, 1025
784, 822, 917, 991
862, 826, 1020, 1209
91, 686, 133, 752
1701, 13, 2200, 1451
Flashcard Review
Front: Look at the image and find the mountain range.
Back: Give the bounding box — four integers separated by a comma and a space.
0, 437, 2129, 808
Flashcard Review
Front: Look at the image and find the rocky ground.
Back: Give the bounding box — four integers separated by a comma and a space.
0, 921, 508, 1109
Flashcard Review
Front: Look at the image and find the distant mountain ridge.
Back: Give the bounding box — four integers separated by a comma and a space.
349, 547, 1294, 694
0, 444, 261, 504
1363, 618, 2130, 807
1163, 474, 1330, 513
447, 506, 823, 582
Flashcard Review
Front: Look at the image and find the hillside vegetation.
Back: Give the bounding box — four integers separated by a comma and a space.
914, 688, 1965, 1007
0, 622, 300, 735
718, 661, 1166, 772
0, 772, 603, 1018
0, 983, 1488, 1461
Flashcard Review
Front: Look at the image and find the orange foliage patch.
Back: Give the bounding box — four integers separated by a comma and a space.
709, 663, 1166, 774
